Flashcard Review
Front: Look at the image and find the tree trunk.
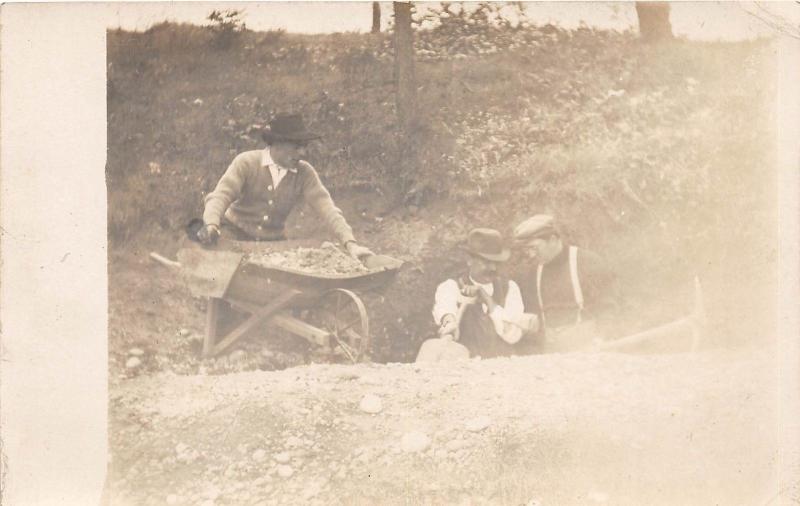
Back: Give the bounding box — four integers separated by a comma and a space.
393, 1, 416, 132
635, 2, 673, 42
372, 2, 381, 33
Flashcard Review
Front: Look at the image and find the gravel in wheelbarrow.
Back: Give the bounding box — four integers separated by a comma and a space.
245, 242, 369, 276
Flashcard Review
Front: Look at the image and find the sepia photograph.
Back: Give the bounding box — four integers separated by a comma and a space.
2, 1, 800, 505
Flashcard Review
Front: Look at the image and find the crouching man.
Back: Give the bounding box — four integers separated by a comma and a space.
416, 228, 537, 362
513, 214, 620, 352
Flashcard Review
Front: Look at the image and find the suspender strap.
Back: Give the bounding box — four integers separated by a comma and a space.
568, 246, 584, 323
536, 263, 545, 328
537, 246, 584, 327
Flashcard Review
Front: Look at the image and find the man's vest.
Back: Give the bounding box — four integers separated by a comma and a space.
536, 245, 584, 331
535, 246, 601, 352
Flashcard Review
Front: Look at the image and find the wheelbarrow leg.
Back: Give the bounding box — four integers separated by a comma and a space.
204, 297, 224, 357
209, 289, 301, 357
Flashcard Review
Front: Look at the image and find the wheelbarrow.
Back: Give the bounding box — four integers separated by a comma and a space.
150, 239, 403, 362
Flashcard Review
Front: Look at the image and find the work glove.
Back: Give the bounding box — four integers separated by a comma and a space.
345, 241, 374, 261
197, 223, 220, 245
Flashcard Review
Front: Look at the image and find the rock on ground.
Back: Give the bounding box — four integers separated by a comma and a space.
359, 393, 383, 414
401, 431, 431, 453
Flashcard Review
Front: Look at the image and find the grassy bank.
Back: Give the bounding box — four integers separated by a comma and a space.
108, 20, 777, 361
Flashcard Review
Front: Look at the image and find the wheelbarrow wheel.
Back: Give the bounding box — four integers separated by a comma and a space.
316, 288, 370, 363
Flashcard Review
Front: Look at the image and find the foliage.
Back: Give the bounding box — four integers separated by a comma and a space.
207, 9, 247, 49
107, 20, 777, 348
415, 2, 529, 56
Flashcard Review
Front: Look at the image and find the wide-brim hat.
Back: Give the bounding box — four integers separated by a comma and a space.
459, 228, 511, 262
513, 214, 557, 242
262, 113, 321, 143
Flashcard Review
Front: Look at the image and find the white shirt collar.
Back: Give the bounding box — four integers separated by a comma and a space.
261, 148, 297, 173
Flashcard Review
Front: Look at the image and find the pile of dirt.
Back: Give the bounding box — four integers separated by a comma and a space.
246, 243, 368, 275
107, 346, 791, 506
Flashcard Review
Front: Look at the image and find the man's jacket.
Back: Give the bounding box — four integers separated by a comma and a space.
203, 150, 355, 244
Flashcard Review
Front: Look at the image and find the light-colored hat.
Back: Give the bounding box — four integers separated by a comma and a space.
513, 214, 557, 242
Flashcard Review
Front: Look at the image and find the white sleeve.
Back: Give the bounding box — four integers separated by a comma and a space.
432, 279, 460, 325
488, 280, 525, 344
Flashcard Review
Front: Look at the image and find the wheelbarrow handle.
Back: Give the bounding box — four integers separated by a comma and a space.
149, 252, 182, 270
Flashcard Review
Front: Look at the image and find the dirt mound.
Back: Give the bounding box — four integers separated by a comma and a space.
107, 346, 790, 506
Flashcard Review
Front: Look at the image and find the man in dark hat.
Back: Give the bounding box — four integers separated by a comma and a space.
512, 214, 619, 351
197, 113, 373, 259
419, 228, 537, 361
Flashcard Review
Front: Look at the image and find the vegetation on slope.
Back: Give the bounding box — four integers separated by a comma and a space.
108, 12, 777, 361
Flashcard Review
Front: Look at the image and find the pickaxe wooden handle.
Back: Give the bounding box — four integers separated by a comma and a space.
149, 252, 182, 269
594, 276, 706, 352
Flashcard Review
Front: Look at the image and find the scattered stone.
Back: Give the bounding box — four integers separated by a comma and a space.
587, 491, 609, 503
302, 486, 320, 501
204, 486, 221, 500
178, 328, 192, 337
128, 348, 145, 356
274, 451, 291, 464
125, 357, 142, 369
401, 431, 431, 453
277, 464, 294, 478
166, 494, 178, 504
247, 245, 368, 275
336, 371, 360, 381
252, 449, 267, 462
359, 394, 383, 414
446, 439, 469, 452
465, 415, 491, 432
286, 436, 303, 448
175, 443, 188, 454
193, 98, 204, 105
